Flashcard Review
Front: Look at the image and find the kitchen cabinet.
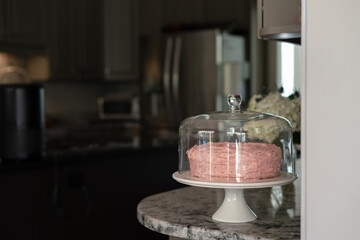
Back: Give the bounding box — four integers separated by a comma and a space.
49, 0, 139, 81
0, 0, 48, 49
104, 0, 139, 80
0, 146, 180, 239
0, 167, 53, 239
49, 0, 103, 80
257, 0, 301, 43
0, 1, 5, 40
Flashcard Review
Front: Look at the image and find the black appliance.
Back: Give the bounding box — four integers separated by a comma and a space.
0, 84, 45, 161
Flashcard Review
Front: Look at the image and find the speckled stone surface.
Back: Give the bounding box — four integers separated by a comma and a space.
137, 178, 300, 240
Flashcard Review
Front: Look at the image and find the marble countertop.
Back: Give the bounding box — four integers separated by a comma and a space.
137, 177, 300, 240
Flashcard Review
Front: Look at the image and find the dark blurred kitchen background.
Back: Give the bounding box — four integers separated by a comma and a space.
0, 0, 301, 239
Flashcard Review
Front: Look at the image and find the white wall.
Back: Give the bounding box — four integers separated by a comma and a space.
302, 0, 360, 239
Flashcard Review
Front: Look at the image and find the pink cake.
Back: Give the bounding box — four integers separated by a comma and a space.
186, 142, 282, 181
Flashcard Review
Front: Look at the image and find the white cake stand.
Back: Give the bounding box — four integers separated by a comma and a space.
172, 171, 297, 223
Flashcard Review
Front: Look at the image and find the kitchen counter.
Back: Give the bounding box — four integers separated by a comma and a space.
0, 125, 179, 173
137, 172, 301, 240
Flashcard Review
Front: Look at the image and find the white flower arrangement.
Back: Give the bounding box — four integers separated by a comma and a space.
244, 91, 301, 143
247, 92, 301, 132
243, 118, 289, 143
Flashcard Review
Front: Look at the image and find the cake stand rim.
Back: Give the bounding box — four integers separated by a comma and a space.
172, 171, 297, 189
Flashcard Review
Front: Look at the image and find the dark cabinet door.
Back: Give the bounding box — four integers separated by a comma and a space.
49, 0, 139, 81
49, 0, 103, 80
1, 0, 48, 46
0, 146, 180, 240
0, 0, 5, 40
0, 168, 53, 239
103, 0, 139, 81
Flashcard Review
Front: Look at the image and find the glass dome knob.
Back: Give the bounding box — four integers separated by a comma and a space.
227, 94, 242, 112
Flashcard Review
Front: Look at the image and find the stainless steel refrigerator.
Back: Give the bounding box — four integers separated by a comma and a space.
140, 29, 249, 129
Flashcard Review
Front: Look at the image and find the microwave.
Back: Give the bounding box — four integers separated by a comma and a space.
97, 95, 140, 121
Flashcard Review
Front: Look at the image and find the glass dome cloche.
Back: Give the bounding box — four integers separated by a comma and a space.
178, 93, 296, 183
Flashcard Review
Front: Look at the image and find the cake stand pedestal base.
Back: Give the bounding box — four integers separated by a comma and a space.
212, 189, 256, 223
172, 171, 297, 223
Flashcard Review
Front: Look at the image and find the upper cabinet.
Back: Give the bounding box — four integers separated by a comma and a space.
49, 0, 103, 80
0, 0, 253, 82
0, 0, 48, 50
49, 0, 139, 81
104, 0, 138, 80
257, 0, 301, 43
0, 0, 6, 41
